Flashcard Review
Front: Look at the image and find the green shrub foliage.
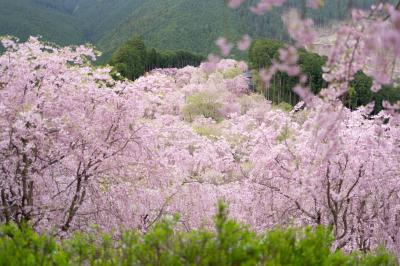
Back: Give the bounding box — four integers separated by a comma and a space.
0, 203, 397, 266
109, 36, 204, 80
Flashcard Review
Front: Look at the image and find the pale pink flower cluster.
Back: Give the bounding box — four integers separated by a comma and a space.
322, 6, 400, 95
306, 0, 324, 9
259, 46, 300, 87
250, 0, 286, 15
227, 0, 247, 9
282, 9, 316, 47
228, 0, 321, 13
216, 37, 234, 57
237, 34, 252, 51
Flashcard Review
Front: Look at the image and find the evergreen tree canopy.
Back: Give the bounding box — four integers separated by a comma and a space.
109, 36, 204, 80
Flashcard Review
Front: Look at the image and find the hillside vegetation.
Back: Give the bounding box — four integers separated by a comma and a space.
0, 0, 83, 45
0, 0, 394, 58
109, 36, 204, 80
248, 38, 400, 112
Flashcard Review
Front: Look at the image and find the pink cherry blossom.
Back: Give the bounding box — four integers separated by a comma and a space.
237, 34, 252, 51
216, 37, 234, 57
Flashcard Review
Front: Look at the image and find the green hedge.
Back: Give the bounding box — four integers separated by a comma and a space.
0, 204, 397, 266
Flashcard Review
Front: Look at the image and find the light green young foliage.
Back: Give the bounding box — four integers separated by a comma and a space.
193, 125, 221, 139
183, 92, 223, 122
273, 102, 293, 112
220, 67, 243, 79
276, 125, 292, 143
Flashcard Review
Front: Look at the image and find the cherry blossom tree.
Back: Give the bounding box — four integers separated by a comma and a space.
226, 0, 400, 254
0, 37, 148, 234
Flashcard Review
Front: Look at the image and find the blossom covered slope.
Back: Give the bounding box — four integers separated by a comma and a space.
1, 35, 400, 256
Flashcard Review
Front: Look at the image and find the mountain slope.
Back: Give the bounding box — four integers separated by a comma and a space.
97, 0, 243, 58
1, 0, 394, 58
0, 0, 84, 45
70, 0, 145, 42
0, 0, 143, 45
96, 0, 391, 58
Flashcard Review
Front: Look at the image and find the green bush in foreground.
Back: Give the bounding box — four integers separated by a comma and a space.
0, 204, 397, 266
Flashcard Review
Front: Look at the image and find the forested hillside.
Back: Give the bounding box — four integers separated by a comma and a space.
0, 0, 84, 45
97, 0, 397, 58
0, 0, 394, 58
